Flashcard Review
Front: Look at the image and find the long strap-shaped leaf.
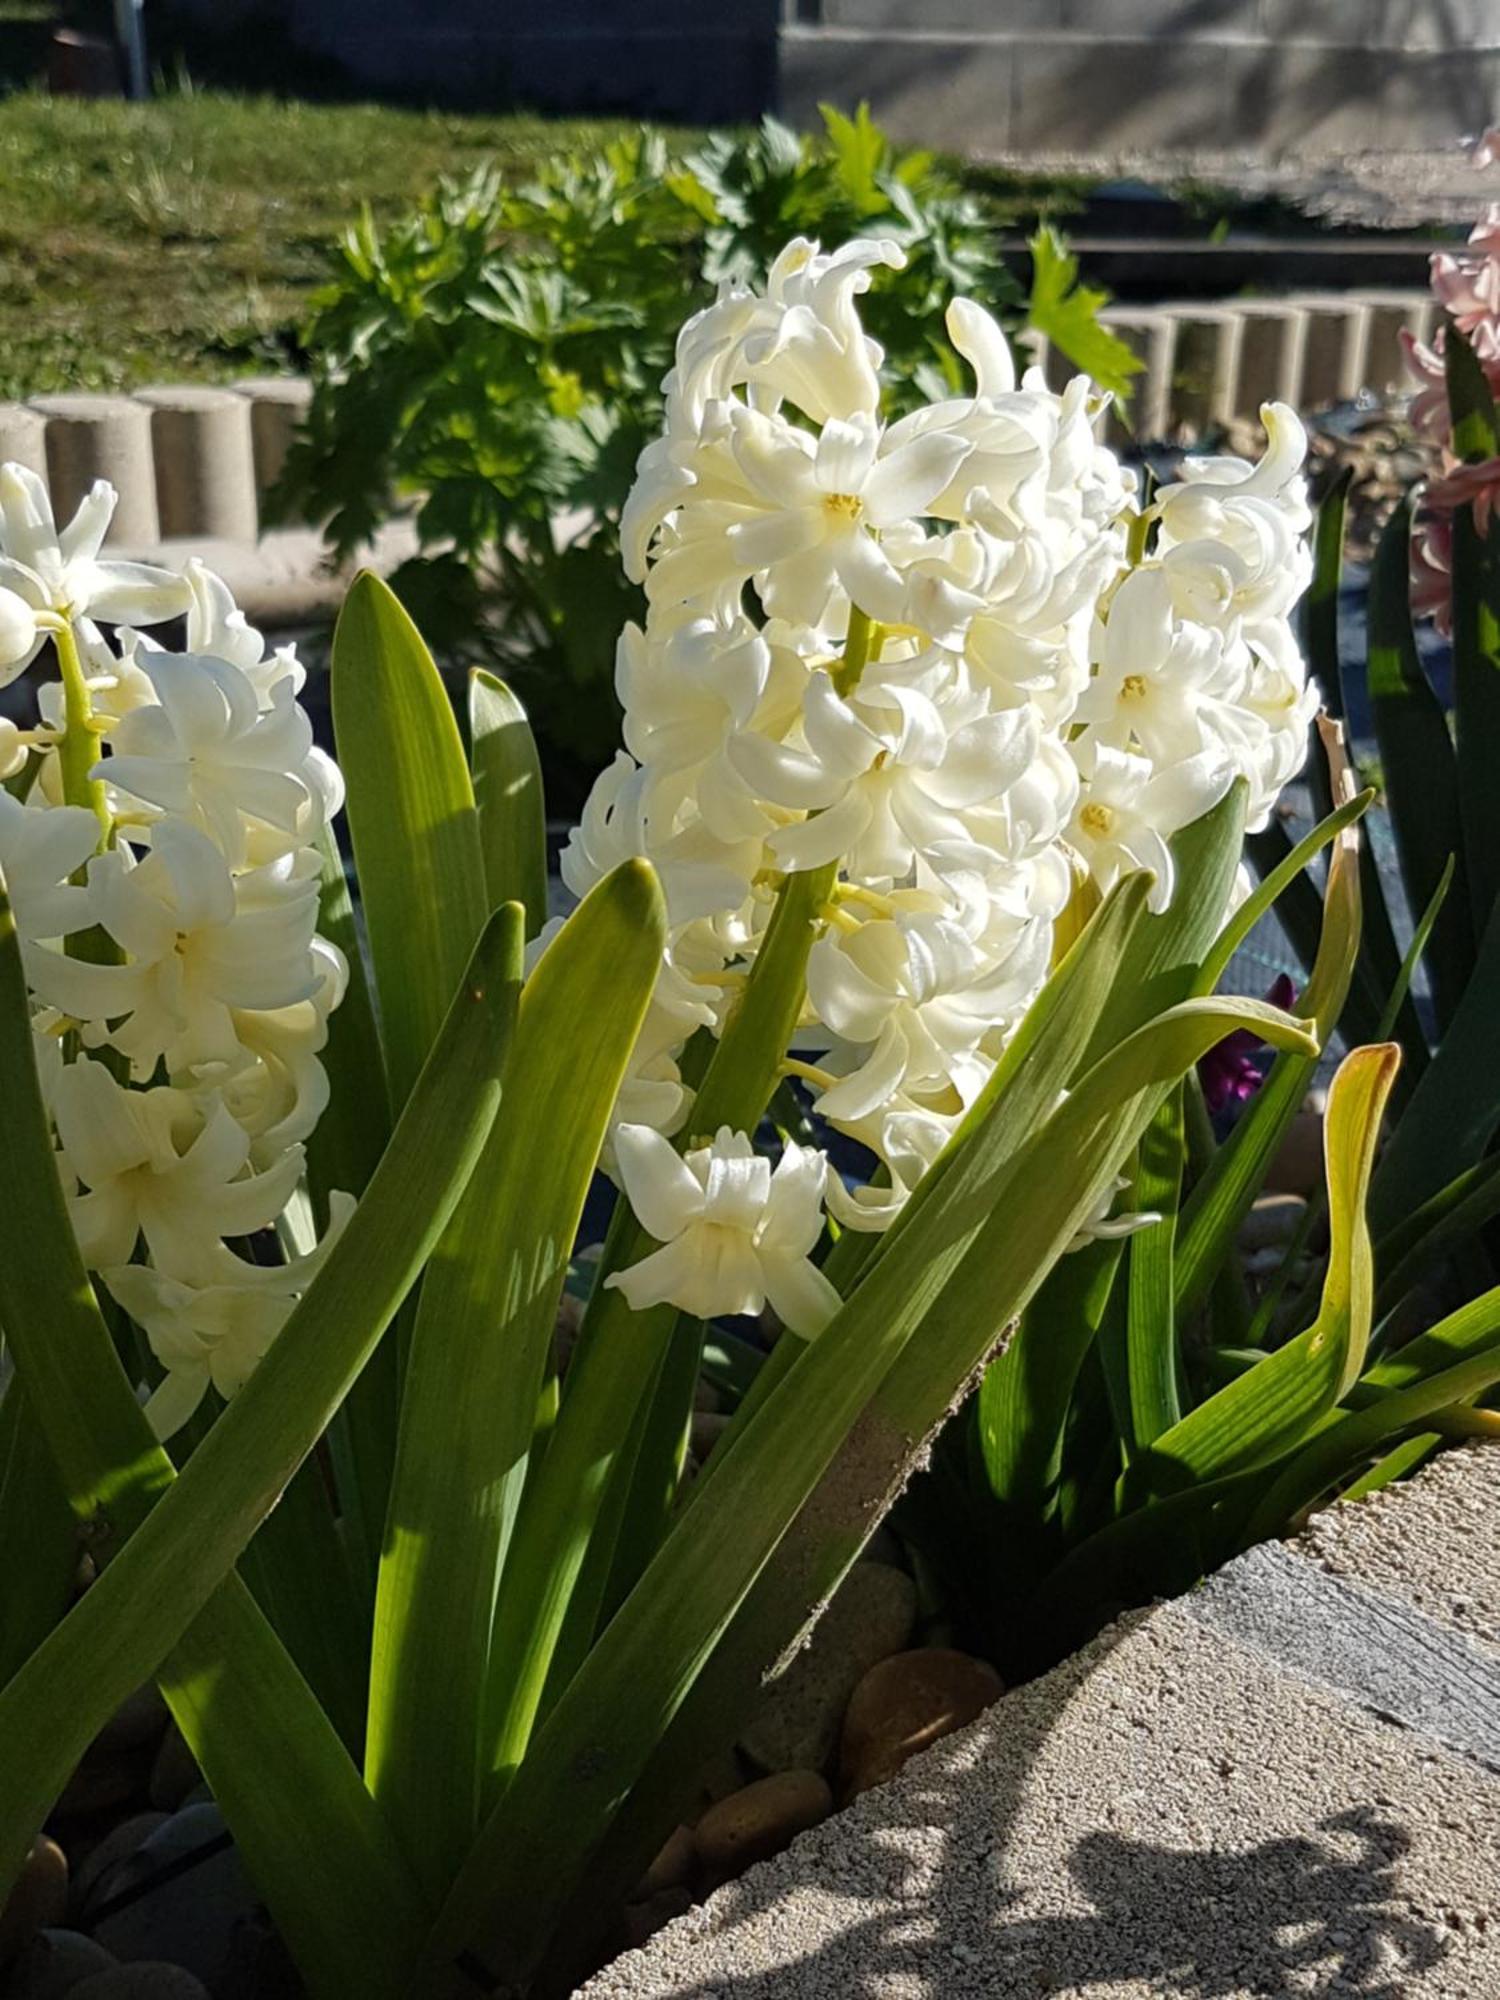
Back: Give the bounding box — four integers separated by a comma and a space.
1367, 499, 1473, 1031
0, 878, 474, 1995
1174, 801, 1361, 1319
365, 862, 664, 1897
332, 570, 490, 1109
1445, 325, 1500, 939
482, 858, 837, 1785
469, 668, 549, 940
0, 905, 523, 1957
527, 788, 1256, 1992
1142, 1042, 1397, 1495
426, 990, 1316, 1993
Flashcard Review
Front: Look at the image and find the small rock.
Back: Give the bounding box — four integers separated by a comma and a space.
622, 1886, 693, 1950
0, 1840, 68, 1965
90, 1804, 256, 1990
635, 1824, 697, 1900
1265, 1109, 1324, 1197
147, 1727, 200, 1812
839, 1648, 1003, 1800
739, 1561, 917, 1774
5, 1929, 115, 1999
684, 1748, 749, 1822
70, 1815, 167, 1924
71, 1966, 210, 2000
93, 1687, 169, 1759
695, 1772, 832, 1889
1236, 1192, 1307, 1253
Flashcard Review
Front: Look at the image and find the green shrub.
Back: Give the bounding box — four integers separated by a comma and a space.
278, 107, 1136, 802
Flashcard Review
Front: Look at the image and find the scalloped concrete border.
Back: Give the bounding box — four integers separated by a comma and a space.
579, 1446, 1500, 1999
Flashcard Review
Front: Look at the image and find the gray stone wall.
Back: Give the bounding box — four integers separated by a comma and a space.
167, 0, 1500, 154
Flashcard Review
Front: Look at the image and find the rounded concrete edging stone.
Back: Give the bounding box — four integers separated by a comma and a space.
578, 1445, 1500, 1998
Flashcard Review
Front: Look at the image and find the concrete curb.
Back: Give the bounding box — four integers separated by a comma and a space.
579, 1445, 1500, 1998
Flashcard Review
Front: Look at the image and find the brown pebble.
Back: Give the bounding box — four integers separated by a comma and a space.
72, 1963, 210, 1999
636, 1823, 697, 1899
147, 1724, 200, 1811
839, 1648, 1003, 1800
623, 1885, 693, 1950
695, 1771, 832, 1889
0, 1839, 67, 1965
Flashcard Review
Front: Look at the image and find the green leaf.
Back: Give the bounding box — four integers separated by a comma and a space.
366, 865, 663, 1897
1445, 327, 1500, 940
1241, 1332, 1500, 1544
332, 571, 489, 1108
500, 789, 1261, 1993
977, 1235, 1124, 1534
1370, 885, 1500, 1230
428, 965, 1314, 1991
1367, 499, 1472, 1029
469, 669, 549, 941
1174, 810, 1362, 1319
1374, 1145, 1500, 1319
0, 1382, 75, 1685
1124, 1086, 1186, 1451
0, 908, 523, 1945
307, 821, 395, 1584
1144, 1043, 1398, 1494
0, 871, 435, 2000
818, 101, 887, 214
1200, 786, 1371, 994
1025, 225, 1143, 403
480, 858, 839, 1786
1303, 469, 1351, 733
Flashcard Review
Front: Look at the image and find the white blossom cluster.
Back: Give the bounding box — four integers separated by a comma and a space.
564, 238, 1315, 1334
0, 466, 348, 1437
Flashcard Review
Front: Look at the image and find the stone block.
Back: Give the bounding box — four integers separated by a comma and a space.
135, 385, 260, 542
32, 394, 159, 547
1233, 302, 1310, 418
1357, 291, 1438, 397
1164, 307, 1245, 437
1290, 295, 1373, 412
232, 377, 313, 507
1097, 309, 1176, 446
0, 404, 49, 483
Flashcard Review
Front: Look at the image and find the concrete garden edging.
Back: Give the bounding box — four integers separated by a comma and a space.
578, 1445, 1500, 1998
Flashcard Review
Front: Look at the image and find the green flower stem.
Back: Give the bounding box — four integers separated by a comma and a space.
482, 610, 878, 1790
50, 617, 110, 845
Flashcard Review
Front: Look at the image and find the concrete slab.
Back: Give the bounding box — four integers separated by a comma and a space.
1300, 1444, 1500, 1659
580, 1597, 1500, 1997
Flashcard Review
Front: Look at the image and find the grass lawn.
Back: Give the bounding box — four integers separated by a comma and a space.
0, 89, 659, 398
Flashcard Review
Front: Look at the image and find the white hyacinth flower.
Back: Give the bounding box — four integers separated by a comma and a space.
52, 1057, 305, 1283
606, 1124, 841, 1337
0, 790, 99, 941
28, 818, 321, 1078
0, 465, 189, 641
